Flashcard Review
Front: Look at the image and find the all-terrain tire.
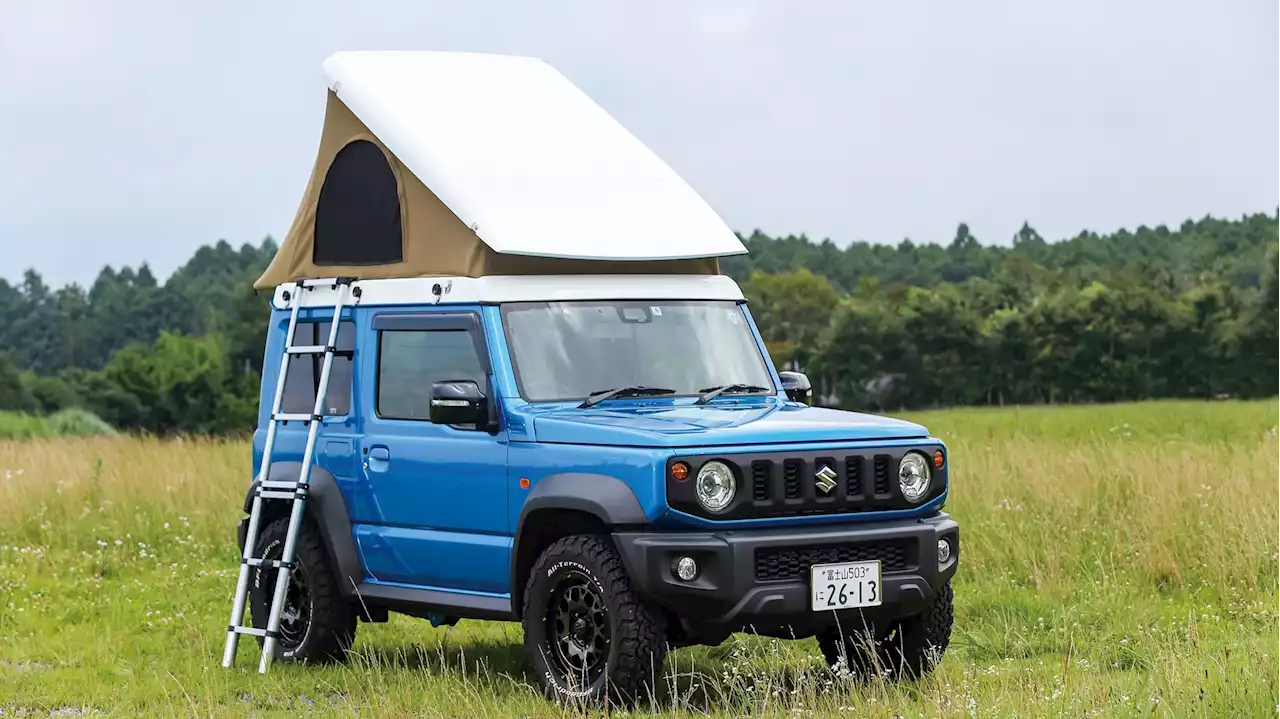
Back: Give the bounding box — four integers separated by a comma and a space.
249, 517, 357, 663
819, 582, 953, 680
522, 535, 668, 705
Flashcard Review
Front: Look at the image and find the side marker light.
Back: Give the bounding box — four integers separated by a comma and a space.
671, 462, 690, 481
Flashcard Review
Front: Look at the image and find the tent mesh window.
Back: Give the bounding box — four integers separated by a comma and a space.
313, 139, 403, 265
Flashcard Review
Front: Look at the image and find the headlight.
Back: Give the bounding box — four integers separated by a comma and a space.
695, 461, 736, 513
898, 452, 931, 503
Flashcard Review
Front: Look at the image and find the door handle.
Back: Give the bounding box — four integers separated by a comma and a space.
365, 445, 391, 473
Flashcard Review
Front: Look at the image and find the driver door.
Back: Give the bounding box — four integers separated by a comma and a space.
353, 311, 510, 595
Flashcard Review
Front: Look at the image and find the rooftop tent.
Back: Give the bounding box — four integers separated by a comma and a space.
255, 51, 747, 290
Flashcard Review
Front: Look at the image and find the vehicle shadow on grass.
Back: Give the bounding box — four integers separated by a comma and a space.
348, 634, 530, 682
348, 634, 841, 713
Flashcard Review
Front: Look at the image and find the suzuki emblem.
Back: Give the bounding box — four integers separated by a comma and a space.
815, 464, 838, 494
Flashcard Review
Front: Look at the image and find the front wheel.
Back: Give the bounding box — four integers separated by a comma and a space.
522, 535, 668, 705
818, 582, 953, 680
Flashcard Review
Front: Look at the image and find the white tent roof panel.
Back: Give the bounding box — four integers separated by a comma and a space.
322, 50, 746, 262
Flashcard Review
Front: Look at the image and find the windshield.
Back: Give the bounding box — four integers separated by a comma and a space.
501, 300, 774, 402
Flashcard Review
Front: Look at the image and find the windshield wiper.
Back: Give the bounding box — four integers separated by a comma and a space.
578, 386, 677, 409
695, 383, 772, 405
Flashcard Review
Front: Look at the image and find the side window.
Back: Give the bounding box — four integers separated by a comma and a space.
377, 330, 484, 421
280, 320, 355, 415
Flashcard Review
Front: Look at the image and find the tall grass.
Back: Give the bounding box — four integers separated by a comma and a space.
1, 399, 1276, 717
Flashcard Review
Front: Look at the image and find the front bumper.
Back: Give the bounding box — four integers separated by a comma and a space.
612, 513, 958, 639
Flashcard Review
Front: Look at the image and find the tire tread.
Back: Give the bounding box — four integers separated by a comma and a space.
522, 534, 667, 703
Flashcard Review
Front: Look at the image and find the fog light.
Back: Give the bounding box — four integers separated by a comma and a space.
937, 539, 952, 564
675, 556, 699, 581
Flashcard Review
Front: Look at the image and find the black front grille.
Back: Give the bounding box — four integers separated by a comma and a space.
665, 446, 946, 520
845, 456, 863, 498
783, 459, 802, 499
752, 461, 771, 501
755, 540, 914, 582
873, 456, 890, 495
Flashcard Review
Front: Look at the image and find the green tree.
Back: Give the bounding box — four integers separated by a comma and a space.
104, 332, 257, 434
22, 372, 81, 414
811, 282, 907, 409
742, 269, 840, 370
1233, 243, 1279, 397
0, 353, 37, 413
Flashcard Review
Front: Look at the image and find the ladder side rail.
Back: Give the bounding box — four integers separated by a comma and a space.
223, 283, 308, 668
256, 288, 307, 484
221, 491, 267, 667
258, 283, 350, 672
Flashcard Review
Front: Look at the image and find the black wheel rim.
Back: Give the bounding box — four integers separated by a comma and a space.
545, 569, 610, 686
263, 555, 311, 650
279, 564, 310, 648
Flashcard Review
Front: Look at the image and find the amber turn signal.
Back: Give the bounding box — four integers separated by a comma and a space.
671, 462, 690, 481
933, 451, 945, 469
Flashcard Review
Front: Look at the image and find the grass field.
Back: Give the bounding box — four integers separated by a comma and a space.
1, 400, 1276, 717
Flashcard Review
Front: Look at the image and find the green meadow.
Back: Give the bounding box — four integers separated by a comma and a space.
1, 400, 1276, 717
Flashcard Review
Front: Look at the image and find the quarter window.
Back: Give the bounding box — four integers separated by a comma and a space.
280, 320, 355, 415
377, 330, 485, 420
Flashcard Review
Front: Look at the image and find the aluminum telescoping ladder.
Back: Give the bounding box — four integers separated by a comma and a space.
221, 277, 357, 673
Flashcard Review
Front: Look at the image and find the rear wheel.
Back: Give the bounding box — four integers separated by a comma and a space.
522, 535, 668, 704
818, 582, 953, 680
249, 517, 357, 663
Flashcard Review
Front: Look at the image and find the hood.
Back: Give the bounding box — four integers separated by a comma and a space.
529, 401, 928, 448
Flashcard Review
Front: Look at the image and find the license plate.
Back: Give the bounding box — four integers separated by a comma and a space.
810, 560, 882, 611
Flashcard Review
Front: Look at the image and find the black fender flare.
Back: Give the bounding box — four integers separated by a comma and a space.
509, 472, 647, 614
241, 463, 365, 598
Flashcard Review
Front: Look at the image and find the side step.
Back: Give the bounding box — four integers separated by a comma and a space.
350, 582, 516, 622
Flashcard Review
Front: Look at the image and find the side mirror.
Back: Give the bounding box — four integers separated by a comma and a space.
778, 371, 812, 405
430, 380, 488, 426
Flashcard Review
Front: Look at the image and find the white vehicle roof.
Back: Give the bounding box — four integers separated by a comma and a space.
272, 274, 746, 310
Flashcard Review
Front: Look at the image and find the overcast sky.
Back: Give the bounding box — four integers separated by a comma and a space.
1, 1, 1275, 288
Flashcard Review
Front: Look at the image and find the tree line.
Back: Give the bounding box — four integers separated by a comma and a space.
0, 211, 1275, 432
0, 240, 273, 433
731, 213, 1277, 408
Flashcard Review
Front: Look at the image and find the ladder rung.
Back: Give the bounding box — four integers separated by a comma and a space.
243, 557, 296, 570
257, 490, 305, 500
259, 480, 307, 491
272, 412, 320, 423
285, 344, 330, 355
228, 625, 280, 639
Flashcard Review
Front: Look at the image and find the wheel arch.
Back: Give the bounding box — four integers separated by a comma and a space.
241, 463, 365, 597
510, 472, 648, 617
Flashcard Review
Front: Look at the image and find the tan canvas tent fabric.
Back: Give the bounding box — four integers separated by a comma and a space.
254, 91, 718, 290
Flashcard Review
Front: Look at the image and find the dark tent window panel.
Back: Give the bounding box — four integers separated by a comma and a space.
314, 140, 404, 265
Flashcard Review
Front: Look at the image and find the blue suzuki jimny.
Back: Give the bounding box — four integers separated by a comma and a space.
226, 50, 958, 703
234, 274, 958, 702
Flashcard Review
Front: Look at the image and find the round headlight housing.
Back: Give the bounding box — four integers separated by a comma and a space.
898, 452, 931, 503
695, 461, 736, 513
